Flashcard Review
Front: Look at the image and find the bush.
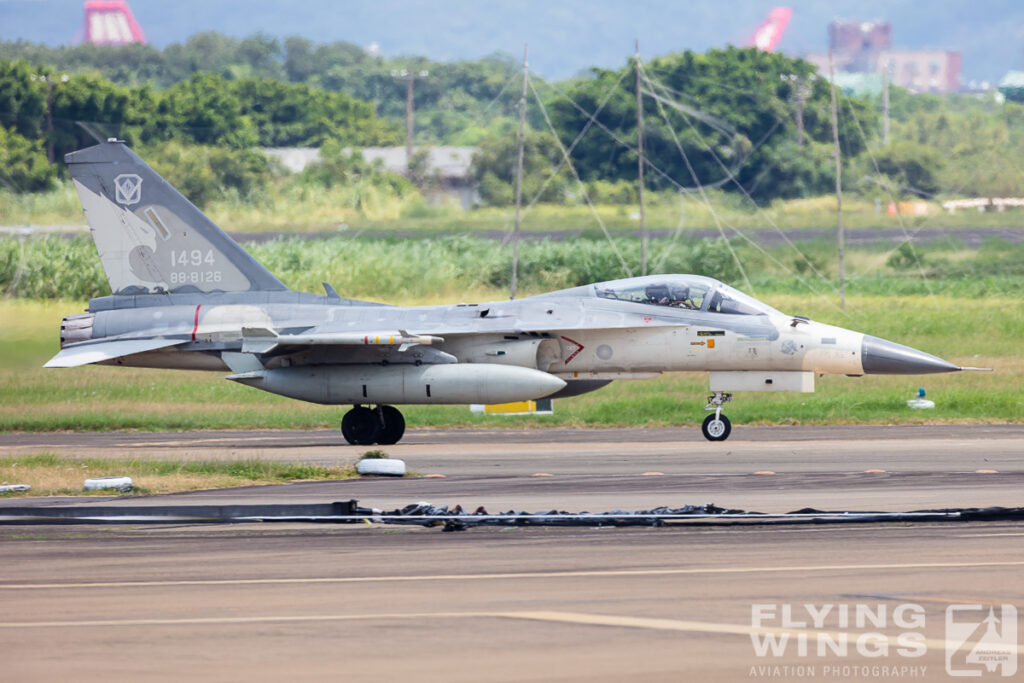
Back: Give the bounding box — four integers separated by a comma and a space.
0, 126, 55, 192
0, 235, 108, 299
874, 142, 944, 197
138, 141, 270, 208
469, 129, 570, 206
886, 242, 925, 271
296, 140, 413, 197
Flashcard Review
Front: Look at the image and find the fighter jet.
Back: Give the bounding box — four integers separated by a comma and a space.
45, 140, 980, 443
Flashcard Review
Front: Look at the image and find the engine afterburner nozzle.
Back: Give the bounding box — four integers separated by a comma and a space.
861, 335, 960, 375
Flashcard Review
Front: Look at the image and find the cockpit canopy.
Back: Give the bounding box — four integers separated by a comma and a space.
592, 275, 780, 316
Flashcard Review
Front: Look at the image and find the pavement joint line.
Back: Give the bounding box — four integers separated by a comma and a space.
0, 609, 1020, 655
845, 593, 1017, 608
4, 560, 1024, 591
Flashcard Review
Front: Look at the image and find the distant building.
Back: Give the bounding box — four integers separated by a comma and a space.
263, 146, 479, 208
998, 71, 1024, 102
879, 50, 961, 94
805, 19, 961, 93
829, 20, 891, 71
831, 72, 884, 97
262, 148, 321, 173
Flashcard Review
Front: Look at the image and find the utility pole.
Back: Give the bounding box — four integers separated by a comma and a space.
828, 50, 846, 310
510, 44, 528, 300
392, 69, 428, 173
795, 84, 805, 147
793, 75, 809, 148
635, 39, 647, 276
45, 76, 55, 164
405, 74, 414, 165
881, 61, 890, 145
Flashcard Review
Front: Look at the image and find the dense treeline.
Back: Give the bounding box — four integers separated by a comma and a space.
3, 32, 1024, 206
0, 33, 521, 145
0, 58, 399, 155
0, 57, 400, 196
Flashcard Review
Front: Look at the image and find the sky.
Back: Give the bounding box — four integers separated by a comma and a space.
2, 0, 1023, 84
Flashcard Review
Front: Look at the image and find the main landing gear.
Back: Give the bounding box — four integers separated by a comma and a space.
701, 391, 733, 442
341, 405, 406, 446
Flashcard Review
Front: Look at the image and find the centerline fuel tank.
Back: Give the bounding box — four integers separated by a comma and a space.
226, 362, 567, 405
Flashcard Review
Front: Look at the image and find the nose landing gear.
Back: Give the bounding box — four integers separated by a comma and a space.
701, 391, 733, 441
341, 404, 406, 445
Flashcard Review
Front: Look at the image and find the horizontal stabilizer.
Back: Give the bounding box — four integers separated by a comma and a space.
45, 339, 181, 368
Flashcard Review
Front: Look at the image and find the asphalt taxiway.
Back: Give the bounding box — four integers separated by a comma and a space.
1, 425, 1022, 681
2, 425, 1022, 511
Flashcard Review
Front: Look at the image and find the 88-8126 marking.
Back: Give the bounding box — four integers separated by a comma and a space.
169, 270, 222, 284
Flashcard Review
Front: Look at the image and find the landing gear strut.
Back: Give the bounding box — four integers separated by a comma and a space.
341, 405, 406, 445
701, 392, 733, 442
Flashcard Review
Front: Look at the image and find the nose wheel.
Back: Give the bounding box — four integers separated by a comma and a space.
341, 405, 406, 445
701, 392, 733, 442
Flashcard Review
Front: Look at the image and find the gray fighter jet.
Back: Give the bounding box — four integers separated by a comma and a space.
46, 140, 979, 443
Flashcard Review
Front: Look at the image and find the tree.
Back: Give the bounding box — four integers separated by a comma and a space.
49, 73, 135, 162
232, 78, 401, 147
546, 47, 877, 201
157, 73, 258, 148
139, 141, 270, 208
0, 125, 55, 191
874, 141, 944, 196
469, 129, 569, 205
0, 59, 48, 140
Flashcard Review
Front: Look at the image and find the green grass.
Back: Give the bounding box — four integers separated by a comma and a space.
0, 452, 356, 497
8, 179, 1024, 233
7, 233, 1024, 302
1, 294, 1020, 432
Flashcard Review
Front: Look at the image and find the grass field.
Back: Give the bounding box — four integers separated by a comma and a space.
2, 295, 1020, 433
0, 453, 356, 497
6, 233, 1024, 302
6, 180, 1024, 233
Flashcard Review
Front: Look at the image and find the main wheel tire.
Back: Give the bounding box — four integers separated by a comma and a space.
341, 406, 380, 445
376, 405, 406, 445
701, 413, 732, 441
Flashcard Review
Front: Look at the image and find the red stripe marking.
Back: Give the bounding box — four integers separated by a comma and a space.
561, 336, 584, 364
191, 304, 201, 341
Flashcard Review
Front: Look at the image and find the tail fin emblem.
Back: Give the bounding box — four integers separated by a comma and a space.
114, 174, 143, 205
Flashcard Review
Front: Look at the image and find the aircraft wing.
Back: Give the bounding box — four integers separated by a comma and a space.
44, 338, 182, 368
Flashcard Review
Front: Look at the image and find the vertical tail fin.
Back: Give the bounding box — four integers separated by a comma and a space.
66, 140, 288, 295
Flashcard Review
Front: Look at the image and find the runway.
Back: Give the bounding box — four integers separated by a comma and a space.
2, 425, 1022, 681
2, 424, 1022, 511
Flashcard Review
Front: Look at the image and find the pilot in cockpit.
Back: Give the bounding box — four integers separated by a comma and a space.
645, 283, 698, 309
669, 284, 697, 309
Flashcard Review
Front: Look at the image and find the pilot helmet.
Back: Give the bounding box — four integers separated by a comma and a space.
645, 284, 669, 301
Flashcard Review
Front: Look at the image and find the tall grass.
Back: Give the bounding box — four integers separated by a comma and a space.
0, 182, 83, 226
4, 233, 1023, 302
10, 178, 1024, 232
0, 234, 742, 301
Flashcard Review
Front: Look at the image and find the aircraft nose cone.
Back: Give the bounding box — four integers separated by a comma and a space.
861, 335, 960, 375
